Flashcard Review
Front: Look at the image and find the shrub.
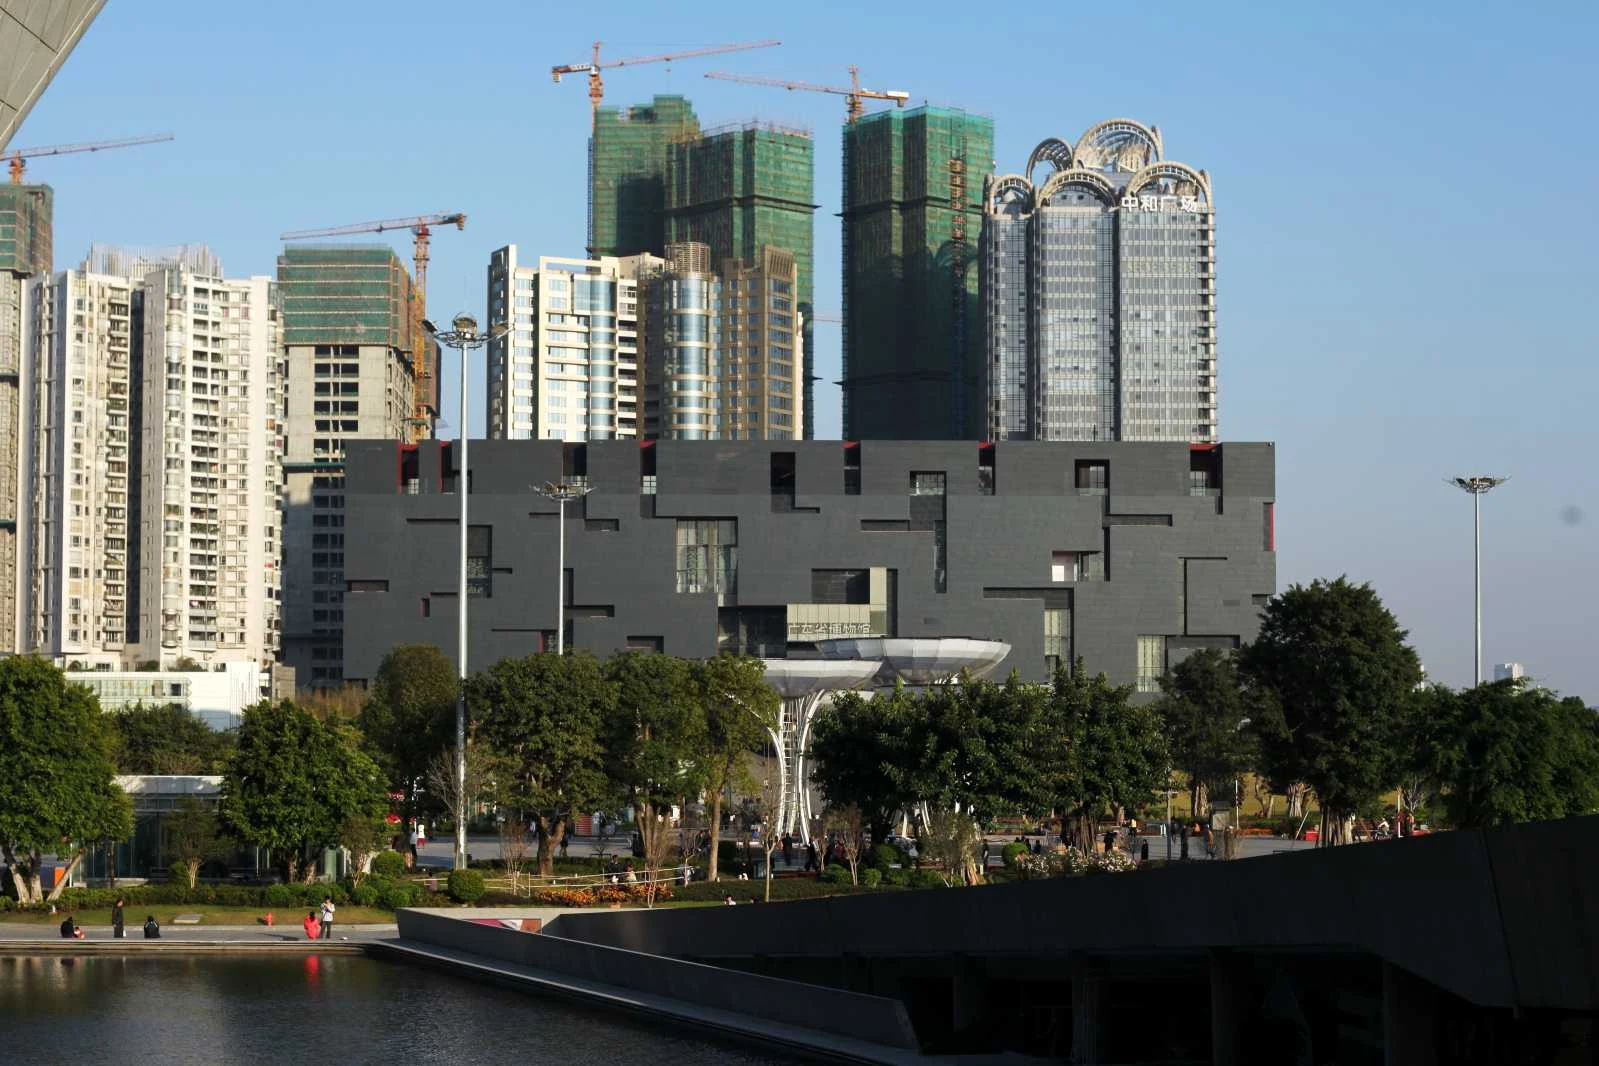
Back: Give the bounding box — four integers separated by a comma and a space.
860, 868, 882, 889
264, 884, 294, 907
881, 867, 910, 887
910, 870, 948, 890
349, 881, 380, 907
1001, 842, 1031, 868
870, 843, 908, 871
370, 850, 407, 879
819, 863, 852, 885
378, 882, 416, 911
447, 869, 486, 904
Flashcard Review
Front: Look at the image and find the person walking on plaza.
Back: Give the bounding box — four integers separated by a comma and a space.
302, 911, 321, 941
1180, 824, 1190, 860
319, 896, 335, 939
804, 841, 818, 873
112, 897, 126, 939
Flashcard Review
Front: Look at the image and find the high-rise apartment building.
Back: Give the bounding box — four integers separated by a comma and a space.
640, 243, 717, 441
276, 245, 418, 686
0, 182, 51, 652
487, 246, 648, 442
980, 121, 1217, 443
713, 245, 802, 441
18, 245, 283, 671
665, 122, 816, 437
841, 106, 993, 441
589, 95, 699, 258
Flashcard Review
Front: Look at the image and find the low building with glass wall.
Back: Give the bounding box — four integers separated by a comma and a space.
338, 439, 1273, 694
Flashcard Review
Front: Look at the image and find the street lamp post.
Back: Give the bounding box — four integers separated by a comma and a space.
532, 481, 592, 654
1448, 476, 1509, 686
427, 313, 494, 871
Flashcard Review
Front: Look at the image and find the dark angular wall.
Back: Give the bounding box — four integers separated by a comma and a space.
340, 440, 1275, 688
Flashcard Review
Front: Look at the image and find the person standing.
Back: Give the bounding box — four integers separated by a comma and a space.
804, 841, 818, 873
112, 898, 126, 939
782, 832, 794, 868
319, 896, 335, 939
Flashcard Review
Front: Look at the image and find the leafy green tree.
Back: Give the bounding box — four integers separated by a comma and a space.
357, 644, 457, 842
691, 655, 778, 882
219, 701, 389, 882
1153, 649, 1255, 816
469, 652, 612, 876
1239, 578, 1421, 845
910, 673, 1054, 828
165, 796, 228, 889
1041, 664, 1168, 845
1424, 681, 1599, 828
811, 683, 921, 847
0, 656, 133, 904
603, 653, 705, 895
338, 815, 391, 886
110, 703, 235, 775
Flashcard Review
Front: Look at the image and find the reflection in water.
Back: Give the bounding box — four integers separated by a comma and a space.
0, 955, 779, 1064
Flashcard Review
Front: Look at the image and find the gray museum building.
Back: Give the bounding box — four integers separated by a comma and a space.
339, 439, 1275, 690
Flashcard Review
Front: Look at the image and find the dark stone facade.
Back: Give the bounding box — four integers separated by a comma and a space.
339, 439, 1275, 689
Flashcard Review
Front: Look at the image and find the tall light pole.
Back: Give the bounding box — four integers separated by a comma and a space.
428, 313, 493, 871
532, 481, 591, 653
1448, 476, 1508, 686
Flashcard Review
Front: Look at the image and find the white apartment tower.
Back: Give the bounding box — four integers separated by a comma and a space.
487, 246, 645, 441
19, 245, 284, 671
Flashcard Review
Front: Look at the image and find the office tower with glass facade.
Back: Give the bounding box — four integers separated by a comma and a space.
666, 121, 815, 438
589, 95, 700, 258
276, 244, 418, 686
0, 182, 51, 652
981, 120, 1218, 443
18, 245, 283, 671
487, 246, 649, 442
841, 105, 993, 441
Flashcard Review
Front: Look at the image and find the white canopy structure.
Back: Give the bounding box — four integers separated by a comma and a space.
0, 1, 107, 151
814, 637, 1012, 685
760, 658, 882, 843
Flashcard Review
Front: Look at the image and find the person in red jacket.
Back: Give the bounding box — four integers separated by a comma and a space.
302, 912, 321, 940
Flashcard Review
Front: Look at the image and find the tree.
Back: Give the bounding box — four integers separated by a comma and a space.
1041, 664, 1168, 847
358, 645, 457, 850
921, 807, 983, 885
690, 655, 777, 881
469, 653, 612, 876
1239, 578, 1421, 846
424, 743, 497, 865
1154, 649, 1255, 817
811, 683, 922, 847
823, 804, 867, 885
0, 656, 134, 905
603, 652, 705, 904
219, 701, 389, 882
753, 762, 784, 902
165, 796, 226, 889
910, 674, 1054, 828
110, 703, 235, 775
1424, 681, 1599, 829
338, 815, 390, 885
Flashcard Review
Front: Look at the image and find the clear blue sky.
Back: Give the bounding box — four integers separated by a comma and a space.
16, 0, 1597, 702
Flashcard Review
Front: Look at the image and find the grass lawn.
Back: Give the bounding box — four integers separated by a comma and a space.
0, 904, 395, 927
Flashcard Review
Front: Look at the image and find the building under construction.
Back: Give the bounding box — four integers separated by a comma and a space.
841, 106, 993, 440
665, 121, 816, 438
589, 95, 700, 258
276, 244, 420, 687
0, 182, 52, 653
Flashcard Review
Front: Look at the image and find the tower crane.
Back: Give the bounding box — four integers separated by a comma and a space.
5, 133, 175, 184
552, 39, 781, 128
280, 212, 467, 438
703, 66, 909, 123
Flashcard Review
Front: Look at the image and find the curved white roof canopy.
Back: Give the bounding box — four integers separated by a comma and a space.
814, 637, 1011, 685
760, 658, 884, 698
0, 1, 108, 152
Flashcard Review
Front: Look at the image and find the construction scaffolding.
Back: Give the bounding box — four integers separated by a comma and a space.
0, 183, 50, 653
665, 120, 816, 436
840, 106, 992, 439
589, 95, 700, 258
276, 244, 415, 352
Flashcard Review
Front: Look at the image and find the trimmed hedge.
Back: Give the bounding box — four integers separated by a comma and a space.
447, 869, 486, 904
8, 876, 432, 915
369, 850, 408, 879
